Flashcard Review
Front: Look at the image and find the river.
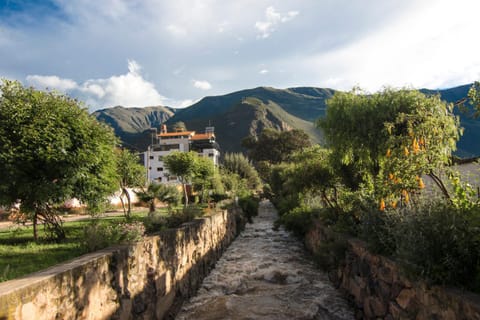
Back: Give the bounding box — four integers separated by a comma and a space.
176, 200, 354, 320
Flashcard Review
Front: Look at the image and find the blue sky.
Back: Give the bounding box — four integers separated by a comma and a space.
1, 0, 480, 111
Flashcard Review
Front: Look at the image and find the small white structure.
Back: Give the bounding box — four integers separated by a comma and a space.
144, 125, 220, 183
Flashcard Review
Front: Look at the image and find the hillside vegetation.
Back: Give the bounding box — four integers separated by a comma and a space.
93, 84, 480, 156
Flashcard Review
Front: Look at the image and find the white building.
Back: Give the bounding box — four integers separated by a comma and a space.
144, 125, 220, 183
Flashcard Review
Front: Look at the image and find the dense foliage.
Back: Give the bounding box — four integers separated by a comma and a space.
222, 152, 261, 190
318, 88, 461, 205
116, 148, 146, 217
242, 128, 311, 165
163, 151, 213, 206
266, 87, 480, 291
0, 80, 118, 241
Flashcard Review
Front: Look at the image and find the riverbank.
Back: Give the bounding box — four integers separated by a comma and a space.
176, 200, 354, 319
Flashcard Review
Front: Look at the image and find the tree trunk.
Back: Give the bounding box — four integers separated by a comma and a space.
149, 200, 155, 214
183, 183, 188, 208
33, 210, 38, 242
119, 189, 127, 217
125, 187, 132, 218
120, 187, 132, 218
428, 171, 451, 200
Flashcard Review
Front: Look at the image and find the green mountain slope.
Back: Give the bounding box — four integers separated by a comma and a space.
172, 86, 334, 123
92, 85, 480, 157
93, 105, 175, 150
179, 97, 323, 153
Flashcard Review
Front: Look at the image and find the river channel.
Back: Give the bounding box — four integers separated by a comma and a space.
176, 200, 354, 320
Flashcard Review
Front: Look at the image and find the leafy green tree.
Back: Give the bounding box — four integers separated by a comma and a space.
164, 151, 214, 206
136, 183, 180, 214
115, 148, 146, 218
242, 128, 311, 164
458, 81, 480, 118
222, 152, 261, 190
171, 121, 187, 132
318, 88, 461, 208
285, 146, 339, 209
0, 80, 118, 241
193, 155, 215, 203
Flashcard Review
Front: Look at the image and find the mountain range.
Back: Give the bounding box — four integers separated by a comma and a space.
93, 84, 480, 157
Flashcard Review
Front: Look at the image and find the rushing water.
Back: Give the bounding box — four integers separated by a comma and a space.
176, 200, 354, 320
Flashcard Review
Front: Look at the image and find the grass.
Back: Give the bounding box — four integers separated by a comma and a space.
0, 204, 221, 283
0, 209, 154, 282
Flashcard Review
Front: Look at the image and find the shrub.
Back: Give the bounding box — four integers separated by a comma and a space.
82, 221, 145, 252
358, 210, 396, 256
164, 206, 202, 228
82, 223, 116, 252
390, 204, 480, 288
143, 212, 167, 233
277, 205, 316, 238
238, 196, 259, 223
314, 238, 348, 271
117, 222, 145, 243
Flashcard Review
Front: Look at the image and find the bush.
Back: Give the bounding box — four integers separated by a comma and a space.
313, 238, 348, 271
277, 205, 316, 237
82, 223, 115, 252
165, 206, 202, 228
390, 204, 480, 288
143, 212, 167, 233
82, 221, 145, 252
358, 210, 396, 256
117, 222, 145, 243
238, 196, 259, 223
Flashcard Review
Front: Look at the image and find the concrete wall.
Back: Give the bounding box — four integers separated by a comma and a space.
0, 208, 243, 320
305, 219, 480, 320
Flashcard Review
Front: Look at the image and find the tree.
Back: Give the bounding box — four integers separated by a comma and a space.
116, 148, 146, 218
0, 80, 118, 241
458, 81, 480, 118
171, 121, 187, 132
193, 155, 215, 203
163, 151, 199, 207
222, 152, 261, 190
318, 88, 461, 208
242, 128, 311, 164
136, 183, 180, 214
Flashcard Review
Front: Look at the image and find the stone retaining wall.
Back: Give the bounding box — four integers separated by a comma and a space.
305, 219, 480, 319
0, 208, 243, 320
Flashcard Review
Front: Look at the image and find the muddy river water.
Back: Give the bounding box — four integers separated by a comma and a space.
176, 200, 354, 320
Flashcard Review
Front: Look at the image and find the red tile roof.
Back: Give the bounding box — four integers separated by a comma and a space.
158, 131, 195, 137
190, 133, 215, 140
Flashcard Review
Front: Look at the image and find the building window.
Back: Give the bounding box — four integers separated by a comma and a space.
157, 177, 162, 182
169, 176, 177, 181
157, 167, 163, 172
148, 167, 152, 170
208, 153, 214, 157
149, 156, 154, 159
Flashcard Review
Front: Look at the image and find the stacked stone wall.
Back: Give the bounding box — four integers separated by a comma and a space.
305, 219, 480, 319
0, 208, 243, 320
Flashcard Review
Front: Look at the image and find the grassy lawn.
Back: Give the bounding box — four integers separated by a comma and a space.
0, 209, 154, 282
0, 203, 221, 283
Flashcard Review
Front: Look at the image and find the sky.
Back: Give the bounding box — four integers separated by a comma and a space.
1, 0, 480, 111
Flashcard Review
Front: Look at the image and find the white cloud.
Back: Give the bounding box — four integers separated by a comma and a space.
26, 75, 78, 91
301, 0, 480, 91
259, 69, 269, 75
26, 60, 167, 109
255, 6, 299, 39
193, 80, 212, 90
166, 24, 187, 37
